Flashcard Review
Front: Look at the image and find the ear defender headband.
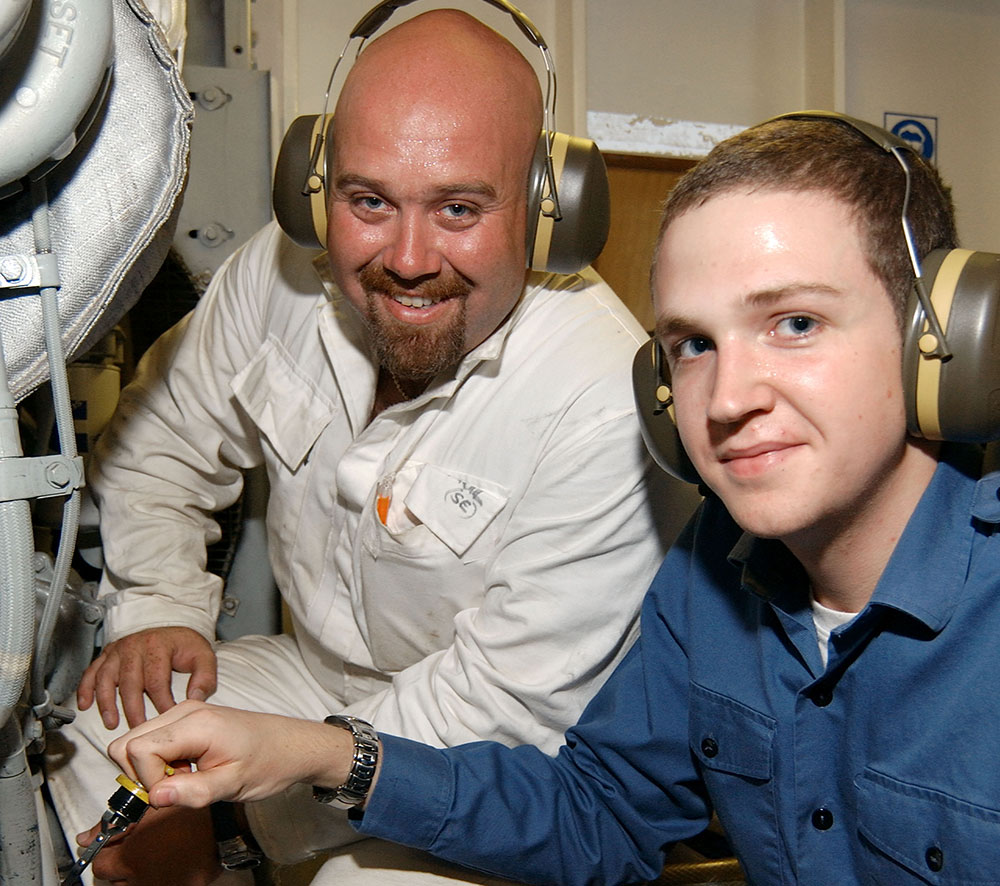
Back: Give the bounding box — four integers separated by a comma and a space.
633, 110, 1000, 484
271, 0, 610, 276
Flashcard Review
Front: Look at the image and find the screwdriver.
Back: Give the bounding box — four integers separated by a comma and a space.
61, 774, 150, 885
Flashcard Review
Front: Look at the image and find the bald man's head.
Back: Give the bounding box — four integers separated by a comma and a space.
323, 9, 547, 382
334, 9, 543, 180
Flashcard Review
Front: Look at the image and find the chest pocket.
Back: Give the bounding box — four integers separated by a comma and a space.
232, 337, 338, 570
857, 768, 1000, 884
358, 464, 509, 673
689, 682, 786, 884
231, 335, 336, 472
404, 464, 508, 557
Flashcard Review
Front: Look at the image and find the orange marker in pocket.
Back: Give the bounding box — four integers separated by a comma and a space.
376, 475, 393, 526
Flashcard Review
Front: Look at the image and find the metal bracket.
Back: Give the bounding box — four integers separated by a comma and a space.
0, 454, 84, 502
0, 252, 61, 292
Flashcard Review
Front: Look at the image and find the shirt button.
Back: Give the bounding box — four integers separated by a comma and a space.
812, 689, 833, 707
811, 807, 834, 830
701, 737, 719, 758
926, 846, 944, 872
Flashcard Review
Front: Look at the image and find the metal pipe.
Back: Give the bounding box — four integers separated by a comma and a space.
0, 710, 44, 884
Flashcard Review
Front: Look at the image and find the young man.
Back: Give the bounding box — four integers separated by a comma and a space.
108, 115, 1000, 884
47, 8, 695, 885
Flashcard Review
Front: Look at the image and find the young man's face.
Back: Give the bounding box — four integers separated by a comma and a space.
653, 188, 932, 551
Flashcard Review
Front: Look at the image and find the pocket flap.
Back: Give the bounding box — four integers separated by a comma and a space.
857, 768, 1000, 883
404, 465, 509, 557
231, 336, 336, 471
689, 683, 775, 780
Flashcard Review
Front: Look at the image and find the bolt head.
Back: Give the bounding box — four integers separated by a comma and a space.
0, 257, 25, 282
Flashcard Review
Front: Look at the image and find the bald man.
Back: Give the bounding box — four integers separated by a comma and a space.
45, 9, 695, 885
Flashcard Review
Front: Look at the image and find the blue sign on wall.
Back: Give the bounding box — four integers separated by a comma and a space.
884, 113, 937, 163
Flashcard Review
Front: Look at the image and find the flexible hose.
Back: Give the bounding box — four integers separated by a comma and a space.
30, 177, 82, 708
0, 331, 35, 729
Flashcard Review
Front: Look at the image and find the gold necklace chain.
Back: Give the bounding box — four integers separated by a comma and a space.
388, 370, 410, 402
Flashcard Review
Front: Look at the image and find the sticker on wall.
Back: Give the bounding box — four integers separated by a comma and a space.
884, 113, 937, 163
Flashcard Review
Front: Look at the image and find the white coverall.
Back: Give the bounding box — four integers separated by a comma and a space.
47, 222, 697, 883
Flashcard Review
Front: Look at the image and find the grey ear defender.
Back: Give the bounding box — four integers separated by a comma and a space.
631, 338, 701, 484
632, 111, 1000, 483
271, 0, 610, 276
903, 247, 1000, 442
524, 131, 610, 275
272, 113, 331, 252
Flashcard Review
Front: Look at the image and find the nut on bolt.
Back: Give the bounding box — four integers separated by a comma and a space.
46, 461, 72, 489
0, 256, 27, 283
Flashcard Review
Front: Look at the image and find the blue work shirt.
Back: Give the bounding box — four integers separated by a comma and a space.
359, 446, 1000, 885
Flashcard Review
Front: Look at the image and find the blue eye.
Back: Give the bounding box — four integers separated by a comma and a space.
676, 336, 713, 359
442, 203, 472, 219
361, 196, 385, 210
776, 315, 818, 336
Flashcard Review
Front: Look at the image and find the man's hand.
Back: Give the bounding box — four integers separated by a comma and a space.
108, 700, 359, 809
77, 627, 218, 730
77, 804, 221, 886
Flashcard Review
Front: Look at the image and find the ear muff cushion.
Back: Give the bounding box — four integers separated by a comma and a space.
904, 248, 1000, 441
526, 132, 610, 275
272, 114, 330, 250
632, 339, 701, 484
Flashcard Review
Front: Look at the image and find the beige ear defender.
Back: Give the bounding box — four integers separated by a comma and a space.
903, 246, 1000, 442
633, 111, 1000, 484
271, 0, 610, 276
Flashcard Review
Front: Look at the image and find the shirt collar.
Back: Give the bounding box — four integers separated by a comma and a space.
875, 444, 993, 630
728, 532, 808, 610
729, 445, 996, 632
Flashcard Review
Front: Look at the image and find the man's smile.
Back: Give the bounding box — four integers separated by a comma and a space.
389, 292, 447, 309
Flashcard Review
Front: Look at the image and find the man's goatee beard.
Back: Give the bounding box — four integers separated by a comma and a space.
359, 263, 473, 381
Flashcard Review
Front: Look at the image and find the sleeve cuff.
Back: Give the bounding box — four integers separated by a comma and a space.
352, 734, 455, 850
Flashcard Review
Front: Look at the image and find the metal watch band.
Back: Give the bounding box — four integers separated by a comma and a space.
312, 714, 380, 809
209, 801, 264, 870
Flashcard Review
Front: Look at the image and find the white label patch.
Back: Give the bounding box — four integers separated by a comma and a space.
405, 465, 508, 557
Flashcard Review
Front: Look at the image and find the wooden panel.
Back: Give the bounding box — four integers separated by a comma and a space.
592, 153, 695, 331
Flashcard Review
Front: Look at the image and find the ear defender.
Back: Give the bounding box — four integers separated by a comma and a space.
270, 0, 610, 277
904, 247, 1000, 441
525, 132, 610, 275
272, 118, 611, 276
272, 113, 333, 251
632, 110, 1000, 484
631, 339, 701, 484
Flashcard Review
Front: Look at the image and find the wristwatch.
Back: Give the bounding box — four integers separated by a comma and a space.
312, 714, 380, 809
209, 800, 264, 870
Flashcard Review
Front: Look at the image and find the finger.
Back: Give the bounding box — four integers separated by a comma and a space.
146, 766, 228, 810
92, 656, 124, 731
108, 709, 178, 775
118, 656, 154, 729
108, 701, 207, 782
126, 744, 211, 805
75, 822, 102, 848
76, 654, 104, 710
183, 651, 217, 703
141, 645, 178, 718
